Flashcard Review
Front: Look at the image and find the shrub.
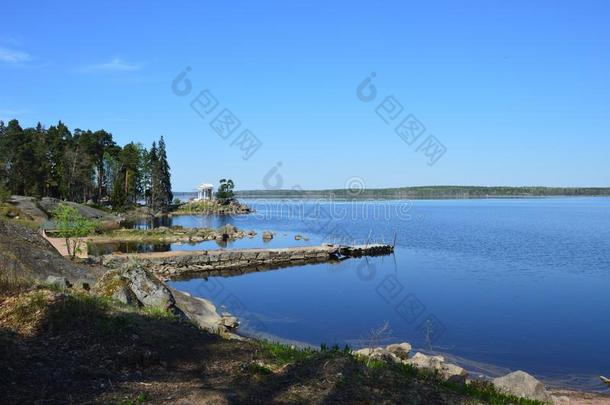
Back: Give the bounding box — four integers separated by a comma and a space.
52, 204, 97, 260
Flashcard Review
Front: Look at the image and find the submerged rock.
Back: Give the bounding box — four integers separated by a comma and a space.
492, 370, 552, 403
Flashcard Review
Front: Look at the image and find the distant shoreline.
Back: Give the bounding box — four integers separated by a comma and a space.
174, 186, 610, 201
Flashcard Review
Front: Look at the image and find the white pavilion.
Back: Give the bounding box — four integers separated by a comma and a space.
196, 183, 214, 201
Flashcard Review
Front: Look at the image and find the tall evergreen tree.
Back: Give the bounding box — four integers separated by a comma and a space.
148, 141, 160, 209
0, 119, 172, 207
157, 136, 173, 207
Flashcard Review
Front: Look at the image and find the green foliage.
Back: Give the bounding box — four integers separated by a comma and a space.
145, 138, 172, 211
0, 184, 10, 203
216, 178, 235, 204
353, 355, 546, 405
0, 119, 172, 210
259, 340, 316, 365
140, 306, 175, 320
236, 185, 610, 200
52, 204, 96, 260
116, 392, 150, 405
0, 268, 33, 294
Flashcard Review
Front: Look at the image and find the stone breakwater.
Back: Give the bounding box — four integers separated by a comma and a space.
101, 244, 341, 278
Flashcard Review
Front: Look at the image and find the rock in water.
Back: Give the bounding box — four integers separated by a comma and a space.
492, 370, 552, 403
262, 231, 273, 241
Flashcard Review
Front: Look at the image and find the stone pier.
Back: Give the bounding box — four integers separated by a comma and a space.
101, 243, 395, 279
102, 244, 340, 278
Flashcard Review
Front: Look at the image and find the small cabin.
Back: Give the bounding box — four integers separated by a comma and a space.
196, 183, 214, 201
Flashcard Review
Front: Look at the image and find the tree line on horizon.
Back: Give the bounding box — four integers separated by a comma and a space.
235, 185, 610, 199
0, 119, 172, 211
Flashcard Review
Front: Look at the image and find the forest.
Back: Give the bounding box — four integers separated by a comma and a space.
0, 119, 172, 211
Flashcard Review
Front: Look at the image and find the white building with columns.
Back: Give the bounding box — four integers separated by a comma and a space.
196, 183, 214, 201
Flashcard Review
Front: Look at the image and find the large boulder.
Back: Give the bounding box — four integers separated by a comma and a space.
123, 266, 174, 309
94, 265, 174, 309
0, 219, 102, 284
492, 370, 552, 403
386, 342, 412, 360
171, 289, 240, 337
353, 347, 401, 364
405, 352, 445, 370
405, 352, 468, 384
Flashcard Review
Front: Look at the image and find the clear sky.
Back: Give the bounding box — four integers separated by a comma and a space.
1, 1, 609, 191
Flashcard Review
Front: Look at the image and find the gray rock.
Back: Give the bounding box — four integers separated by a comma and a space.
123, 266, 175, 309
220, 314, 239, 329
354, 347, 376, 357
492, 370, 552, 403
440, 363, 468, 384
294, 234, 303, 240
45, 275, 72, 289
370, 349, 402, 364
353, 347, 400, 363
386, 342, 412, 360
262, 231, 273, 241
404, 352, 468, 384
405, 352, 445, 371
171, 289, 223, 333
112, 285, 138, 305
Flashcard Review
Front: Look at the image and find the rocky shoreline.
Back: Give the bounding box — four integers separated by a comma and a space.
89, 224, 257, 246
2, 218, 610, 403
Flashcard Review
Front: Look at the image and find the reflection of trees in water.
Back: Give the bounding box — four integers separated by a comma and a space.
88, 242, 172, 256
122, 216, 173, 230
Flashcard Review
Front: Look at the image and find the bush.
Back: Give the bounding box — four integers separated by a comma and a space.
52, 204, 97, 260
0, 184, 10, 203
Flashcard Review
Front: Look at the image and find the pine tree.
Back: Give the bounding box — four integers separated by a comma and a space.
148, 142, 160, 210
157, 136, 173, 208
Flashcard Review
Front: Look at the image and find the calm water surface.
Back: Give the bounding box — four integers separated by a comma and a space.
146, 198, 608, 391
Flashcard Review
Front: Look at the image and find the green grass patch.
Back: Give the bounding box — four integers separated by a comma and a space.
353, 354, 547, 405
140, 306, 175, 320
115, 392, 150, 405
0, 268, 33, 294
258, 340, 317, 366
9, 290, 48, 324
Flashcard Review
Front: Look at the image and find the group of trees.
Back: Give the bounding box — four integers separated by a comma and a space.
216, 178, 235, 204
0, 119, 172, 211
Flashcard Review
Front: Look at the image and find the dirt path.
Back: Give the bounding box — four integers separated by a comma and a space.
41, 230, 89, 258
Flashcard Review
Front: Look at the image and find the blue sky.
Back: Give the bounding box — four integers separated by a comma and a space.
1, 0, 609, 190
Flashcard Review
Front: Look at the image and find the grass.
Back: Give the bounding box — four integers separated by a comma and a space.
115, 392, 150, 405
257, 340, 549, 405
0, 268, 33, 294
140, 305, 175, 319
9, 290, 48, 323
355, 356, 548, 405
0, 203, 41, 230
258, 340, 318, 365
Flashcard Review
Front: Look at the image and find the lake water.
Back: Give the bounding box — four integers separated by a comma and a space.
128, 198, 610, 391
